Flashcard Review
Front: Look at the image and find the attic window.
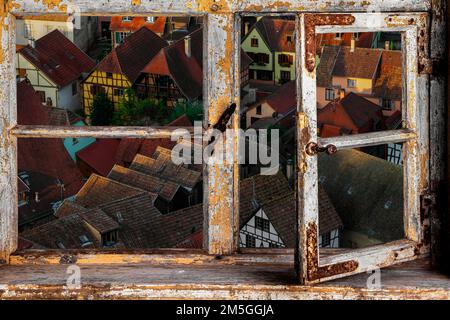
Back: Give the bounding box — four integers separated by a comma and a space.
79, 235, 93, 247
146, 17, 155, 23
251, 38, 258, 47
122, 16, 132, 22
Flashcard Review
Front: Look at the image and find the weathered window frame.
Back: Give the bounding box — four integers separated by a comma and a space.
0, 0, 444, 286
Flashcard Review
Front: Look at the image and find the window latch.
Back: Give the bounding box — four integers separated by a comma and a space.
207, 103, 236, 154
305, 142, 337, 156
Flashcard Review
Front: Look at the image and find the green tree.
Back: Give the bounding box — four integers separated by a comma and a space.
112, 88, 143, 126
90, 92, 113, 126
165, 100, 203, 124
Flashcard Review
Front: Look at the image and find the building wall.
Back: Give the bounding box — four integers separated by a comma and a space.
64, 121, 96, 161
332, 76, 373, 95
16, 53, 58, 106
274, 52, 295, 84
239, 209, 285, 248
241, 29, 273, 75
245, 101, 275, 128
82, 71, 132, 116
58, 81, 82, 112
16, 17, 97, 52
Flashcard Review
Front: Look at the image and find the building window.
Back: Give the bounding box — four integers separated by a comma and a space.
321, 232, 331, 247
325, 88, 335, 101
353, 32, 360, 40
102, 231, 118, 247
72, 138, 79, 145
122, 16, 132, 22
280, 71, 291, 82
347, 79, 357, 88
106, 72, 113, 79
91, 85, 105, 96
24, 23, 33, 39
387, 143, 403, 165
251, 38, 258, 47
146, 16, 155, 23
72, 82, 78, 96
335, 33, 343, 39
36, 91, 46, 103
116, 32, 128, 44
114, 88, 124, 97
255, 216, 270, 233
382, 99, 395, 110
278, 54, 293, 66
245, 234, 256, 248
256, 105, 262, 115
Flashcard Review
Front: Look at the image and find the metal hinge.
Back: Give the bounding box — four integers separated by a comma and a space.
419, 57, 445, 76
420, 191, 437, 244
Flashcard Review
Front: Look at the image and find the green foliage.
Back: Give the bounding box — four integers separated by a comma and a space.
90, 92, 113, 126
112, 88, 144, 126
165, 100, 204, 125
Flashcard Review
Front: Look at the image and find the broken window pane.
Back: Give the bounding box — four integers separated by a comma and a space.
15, 15, 204, 127
239, 15, 297, 249
318, 144, 404, 249
316, 32, 403, 138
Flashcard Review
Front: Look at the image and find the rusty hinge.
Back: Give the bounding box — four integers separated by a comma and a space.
419, 57, 446, 76
420, 191, 437, 244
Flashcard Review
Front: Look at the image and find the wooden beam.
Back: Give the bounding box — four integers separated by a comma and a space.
0, 12, 17, 263
203, 13, 239, 255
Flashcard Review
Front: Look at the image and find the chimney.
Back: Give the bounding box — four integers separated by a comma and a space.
286, 159, 294, 180
244, 22, 250, 35
28, 38, 36, 48
385, 41, 390, 51
184, 35, 192, 58
350, 38, 356, 52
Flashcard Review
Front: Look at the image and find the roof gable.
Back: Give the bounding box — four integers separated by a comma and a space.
251, 17, 295, 53
19, 30, 95, 87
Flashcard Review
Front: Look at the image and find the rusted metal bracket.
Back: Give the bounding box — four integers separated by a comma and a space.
304, 14, 356, 73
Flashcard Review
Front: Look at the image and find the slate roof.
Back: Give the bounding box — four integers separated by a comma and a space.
19, 30, 95, 87
110, 16, 167, 34
332, 47, 382, 79
107, 165, 181, 202
245, 17, 296, 53
318, 149, 404, 243
96, 27, 168, 83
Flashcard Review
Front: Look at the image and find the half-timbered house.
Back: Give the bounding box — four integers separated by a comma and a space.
82, 27, 168, 116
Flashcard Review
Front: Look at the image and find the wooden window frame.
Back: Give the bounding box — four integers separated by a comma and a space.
0, 0, 445, 288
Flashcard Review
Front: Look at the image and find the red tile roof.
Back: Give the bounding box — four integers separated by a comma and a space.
17, 82, 84, 221
96, 27, 168, 83
247, 17, 296, 53
318, 92, 385, 135
333, 47, 382, 80
110, 16, 167, 34
19, 30, 95, 87
317, 33, 375, 51
76, 139, 121, 176
142, 28, 203, 101
264, 81, 296, 115
373, 50, 402, 100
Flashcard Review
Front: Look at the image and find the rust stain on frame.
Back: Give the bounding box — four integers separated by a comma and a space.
304, 14, 356, 73
305, 222, 358, 282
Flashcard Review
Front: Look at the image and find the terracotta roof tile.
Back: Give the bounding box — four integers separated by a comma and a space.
78, 208, 120, 234
75, 139, 121, 176
373, 50, 402, 100
97, 27, 168, 83
317, 33, 375, 51
110, 16, 167, 34
317, 46, 340, 88
108, 165, 180, 202
333, 47, 382, 79
250, 17, 295, 53
264, 81, 296, 114
19, 30, 95, 87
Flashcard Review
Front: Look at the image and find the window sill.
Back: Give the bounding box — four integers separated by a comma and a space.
1, 252, 449, 300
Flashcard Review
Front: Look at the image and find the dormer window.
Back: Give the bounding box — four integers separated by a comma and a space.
79, 235, 93, 247
146, 16, 155, 23
335, 33, 343, 40
122, 16, 132, 22
102, 230, 118, 247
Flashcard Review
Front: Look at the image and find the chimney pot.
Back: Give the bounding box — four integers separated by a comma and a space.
184, 35, 192, 58
350, 38, 356, 52
385, 41, 390, 50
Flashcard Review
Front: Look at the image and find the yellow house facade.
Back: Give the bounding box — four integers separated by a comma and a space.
82, 71, 131, 116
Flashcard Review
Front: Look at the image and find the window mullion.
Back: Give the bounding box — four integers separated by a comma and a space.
0, 13, 18, 263
203, 13, 239, 255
